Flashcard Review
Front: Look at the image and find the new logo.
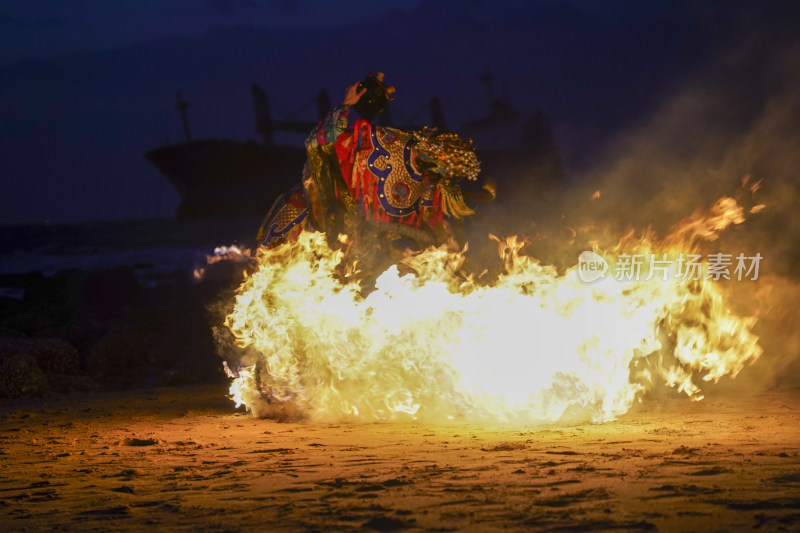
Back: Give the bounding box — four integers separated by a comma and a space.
577, 251, 609, 283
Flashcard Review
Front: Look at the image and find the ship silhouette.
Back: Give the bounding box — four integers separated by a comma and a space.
146, 71, 563, 219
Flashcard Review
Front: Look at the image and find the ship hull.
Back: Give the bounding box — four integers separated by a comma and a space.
145, 139, 306, 218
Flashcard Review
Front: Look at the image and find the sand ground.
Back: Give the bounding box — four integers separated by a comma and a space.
1, 385, 799, 532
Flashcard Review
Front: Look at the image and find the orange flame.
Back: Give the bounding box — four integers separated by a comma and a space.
224, 198, 762, 423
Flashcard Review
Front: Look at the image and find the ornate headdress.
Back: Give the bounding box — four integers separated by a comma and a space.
411, 127, 481, 181
353, 72, 396, 122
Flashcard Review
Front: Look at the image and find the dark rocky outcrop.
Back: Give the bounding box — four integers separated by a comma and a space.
0, 263, 236, 397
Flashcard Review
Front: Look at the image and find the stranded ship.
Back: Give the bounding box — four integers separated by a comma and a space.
145, 72, 563, 219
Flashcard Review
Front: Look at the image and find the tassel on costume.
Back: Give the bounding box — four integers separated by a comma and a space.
439, 180, 475, 219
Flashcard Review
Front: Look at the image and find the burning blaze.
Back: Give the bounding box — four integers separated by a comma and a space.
224, 197, 762, 424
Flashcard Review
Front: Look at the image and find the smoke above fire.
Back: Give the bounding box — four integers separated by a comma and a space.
507, 15, 800, 396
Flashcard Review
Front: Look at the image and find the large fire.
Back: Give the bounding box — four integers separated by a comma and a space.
224, 197, 762, 424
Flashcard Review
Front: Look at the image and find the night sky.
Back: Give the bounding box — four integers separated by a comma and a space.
1, 0, 796, 225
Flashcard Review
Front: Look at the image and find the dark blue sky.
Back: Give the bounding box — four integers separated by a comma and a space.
0, 0, 794, 225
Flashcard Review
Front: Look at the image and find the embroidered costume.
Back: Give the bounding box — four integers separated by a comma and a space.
256, 74, 481, 258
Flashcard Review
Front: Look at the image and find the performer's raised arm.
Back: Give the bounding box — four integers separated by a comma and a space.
342, 82, 367, 107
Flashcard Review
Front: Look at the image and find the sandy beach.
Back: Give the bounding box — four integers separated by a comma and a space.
1, 384, 798, 532
3, 3, 800, 532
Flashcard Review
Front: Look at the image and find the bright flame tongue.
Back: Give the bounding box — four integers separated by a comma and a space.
225, 198, 762, 423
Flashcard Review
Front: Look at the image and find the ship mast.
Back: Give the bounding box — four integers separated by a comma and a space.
316, 89, 331, 120
252, 84, 275, 148
429, 96, 446, 131
479, 67, 495, 112
175, 93, 192, 143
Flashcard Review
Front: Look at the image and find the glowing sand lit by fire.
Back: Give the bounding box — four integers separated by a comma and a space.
224, 198, 761, 423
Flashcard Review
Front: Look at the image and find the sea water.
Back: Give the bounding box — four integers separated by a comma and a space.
0, 217, 260, 295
